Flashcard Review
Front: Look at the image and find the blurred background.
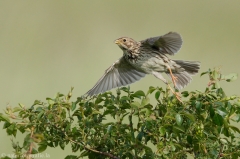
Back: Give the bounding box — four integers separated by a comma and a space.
0, 1, 240, 158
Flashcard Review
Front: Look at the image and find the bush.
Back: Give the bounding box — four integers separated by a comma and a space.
0, 69, 240, 159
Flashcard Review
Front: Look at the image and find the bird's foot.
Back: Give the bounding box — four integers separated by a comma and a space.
167, 84, 182, 103
174, 91, 182, 102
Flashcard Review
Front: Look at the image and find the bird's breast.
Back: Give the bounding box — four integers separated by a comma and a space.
124, 52, 168, 74
123, 50, 139, 63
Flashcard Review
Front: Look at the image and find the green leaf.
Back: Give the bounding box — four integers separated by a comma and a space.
223, 129, 230, 138
130, 101, 141, 108
57, 93, 65, 97
217, 107, 227, 117
224, 73, 238, 82
223, 118, 229, 128
120, 96, 131, 101
175, 114, 183, 126
37, 111, 44, 120
155, 91, 160, 100
200, 71, 209, 76
212, 69, 218, 80
103, 109, 114, 116
120, 87, 130, 93
182, 112, 195, 121
181, 91, 189, 97
208, 134, 217, 140
132, 90, 145, 97
141, 97, 150, 106
193, 143, 200, 152
35, 106, 43, 112
0, 113, 10, 123
159, 126, 166, 136
147, 86, 156, 94
220, 138, 228, 144
23, 134, 31, 148
71, 102, 77, 111
6, 124, 17, 137
3, 122, 11, 129
106, 105, 116, 109
48, 142, 54, 148
173, 125, 185, 133
92, 110, 102, 115
119, 103, 131, 109
33, 100, 42, 105
136, 131, 144, 141
196, 101, 202, 110
80, 151, 89, 157
143, 104, 153, 109
107, 125, 112, 134
141, 108, 152, 116
95, 97, 104, 104
65, 123, 71, 132
13, 107, 22, 113
38, 144, 47, 152
165, 115, 175, 120
235, 114, 240, 122
213, 114, 223, 126
65, 155, 78, 159
229, 125, 240, 133
60, 141, 65, 150
31, 148, 38, 154
54, 141, 58, 147
231, 153, 239, 159
209, 105, 215, 118
170, 142, 176, 151
187, 135, 192, 144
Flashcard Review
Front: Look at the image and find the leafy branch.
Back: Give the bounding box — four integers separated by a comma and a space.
0, 68, 240, 159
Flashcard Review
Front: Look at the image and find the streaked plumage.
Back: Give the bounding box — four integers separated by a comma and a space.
85, 32, 200, 96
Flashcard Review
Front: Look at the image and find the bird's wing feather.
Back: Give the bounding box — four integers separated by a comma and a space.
141, 32, 183, 55
85, 57, 146, 96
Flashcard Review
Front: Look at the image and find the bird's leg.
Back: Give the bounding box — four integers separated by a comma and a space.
152, 71, 182, 102
166, 65, 178, 89
166, 66, 182, 102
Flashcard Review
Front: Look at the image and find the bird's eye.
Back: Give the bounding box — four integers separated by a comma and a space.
123, 39, 126, 42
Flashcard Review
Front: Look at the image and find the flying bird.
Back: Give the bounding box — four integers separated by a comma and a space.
85, 32, 200, 100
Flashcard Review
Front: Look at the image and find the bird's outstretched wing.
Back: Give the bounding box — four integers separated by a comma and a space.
85, 57, 146, 96
141, 32, 183, 55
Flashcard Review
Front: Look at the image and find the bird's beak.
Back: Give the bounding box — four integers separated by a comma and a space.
115, 39, 120, 45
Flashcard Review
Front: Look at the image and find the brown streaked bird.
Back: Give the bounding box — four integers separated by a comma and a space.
85, 32, 200, 100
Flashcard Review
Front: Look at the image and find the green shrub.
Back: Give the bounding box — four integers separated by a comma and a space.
1, 69, 240, 159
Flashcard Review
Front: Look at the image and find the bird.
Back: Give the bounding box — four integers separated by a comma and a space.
85, 32, 200, 100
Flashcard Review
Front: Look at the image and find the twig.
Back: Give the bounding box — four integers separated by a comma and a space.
217, 144, 224, 159
26, 127, 34, 159
64, 132, 120, 159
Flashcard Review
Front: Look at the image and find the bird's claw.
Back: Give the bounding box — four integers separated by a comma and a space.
167, 84, 182, 103
174, 91, 182, 103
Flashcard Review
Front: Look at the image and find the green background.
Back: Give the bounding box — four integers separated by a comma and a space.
0, 1, 240, 158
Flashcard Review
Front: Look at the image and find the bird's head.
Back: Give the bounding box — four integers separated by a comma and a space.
115, 37, 137, 51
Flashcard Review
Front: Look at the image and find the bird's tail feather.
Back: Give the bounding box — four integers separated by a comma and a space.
173, 60, 200, 75
167, 60, 200, 90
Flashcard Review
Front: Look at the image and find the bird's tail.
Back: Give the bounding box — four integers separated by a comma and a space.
167, 60, 200, 90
